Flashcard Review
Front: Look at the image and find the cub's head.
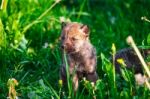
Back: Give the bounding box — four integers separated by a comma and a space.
60, 22, 90, 53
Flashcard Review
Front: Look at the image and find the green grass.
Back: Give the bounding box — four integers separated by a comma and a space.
0, 0, 150, 98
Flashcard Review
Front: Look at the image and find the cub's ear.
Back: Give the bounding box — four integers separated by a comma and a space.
61, 22, 67, 29
80, 25, 90, 36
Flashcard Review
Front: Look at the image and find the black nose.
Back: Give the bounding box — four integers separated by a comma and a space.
61, 45, 64, 49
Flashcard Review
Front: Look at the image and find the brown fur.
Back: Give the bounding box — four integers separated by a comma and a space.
112, 48, 150, 74
60, 22, 98, 92
112, 48, 150, 85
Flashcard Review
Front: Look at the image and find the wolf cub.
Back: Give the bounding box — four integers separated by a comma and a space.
60, 22, 98, 91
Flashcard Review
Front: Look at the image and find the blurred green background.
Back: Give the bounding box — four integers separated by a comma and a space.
0, 0, 150, 98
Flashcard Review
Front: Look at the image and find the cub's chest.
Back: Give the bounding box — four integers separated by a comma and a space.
68, 55, 89, 72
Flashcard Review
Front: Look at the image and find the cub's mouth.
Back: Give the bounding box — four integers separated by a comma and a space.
61, 45, 75, 53
62, 46, 79, 54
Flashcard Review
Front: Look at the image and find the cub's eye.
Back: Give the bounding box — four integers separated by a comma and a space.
72, 37, 78, 41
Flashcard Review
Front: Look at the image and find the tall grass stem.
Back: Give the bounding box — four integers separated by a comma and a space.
22, 0, 60, 34
126, 36, 150, 78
